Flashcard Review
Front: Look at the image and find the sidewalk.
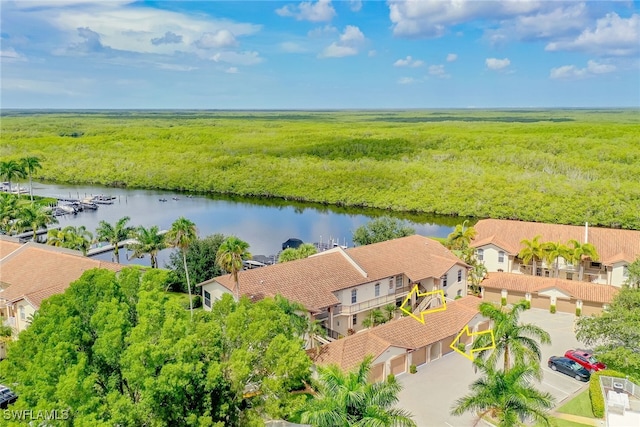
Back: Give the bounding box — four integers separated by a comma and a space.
552, 411, 605, 427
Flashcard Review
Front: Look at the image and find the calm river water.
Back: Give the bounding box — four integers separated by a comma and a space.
33, 182, 463, 267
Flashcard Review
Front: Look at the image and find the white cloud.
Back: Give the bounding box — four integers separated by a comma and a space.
307, 25, 338, 38
550, 60, 617, 79
318, 25, 365, 58
388, 0, 542, 38
319, 43, 357, 58
279, 42, 307, 53
428, 64, 449, 78
393, 55, 424, 67
486, 57, 511, 71
155, 63, 197, 71
195, 30, 237, 49
0, 47, 27, 62
446, 53, 457, 62
211, 51, 263, 65
151, 31, 182, 46
349, 0, 362, 12
225, 67, 239, 74
397, 77, 417, 85
276, 0, 336, 22
546, 13, 640, 57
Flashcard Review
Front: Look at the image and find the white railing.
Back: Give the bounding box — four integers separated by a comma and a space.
339, 292, 408, 315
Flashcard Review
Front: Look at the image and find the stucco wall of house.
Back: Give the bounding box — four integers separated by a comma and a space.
476, 244, 510, 273
610, 262, 629, 287
200, 281, 232, 311
15, 300, 35, 332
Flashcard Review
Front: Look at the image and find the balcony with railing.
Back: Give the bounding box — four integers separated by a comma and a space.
336, 291, 409, 316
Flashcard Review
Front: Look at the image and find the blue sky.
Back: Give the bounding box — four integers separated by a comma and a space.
1, 0, 638, 109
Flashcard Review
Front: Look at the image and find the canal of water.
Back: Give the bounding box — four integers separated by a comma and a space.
33, 182, 466, 267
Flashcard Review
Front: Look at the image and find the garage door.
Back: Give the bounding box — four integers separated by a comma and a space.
483, 289, 502, 304
477, 320, 490, 332
531, 295, 548, 309
442, 337, 454, 355
412, 347, 427, 366
369, 363, 384, 383
582, 301, 603, 316
390, 355, 406, 376
429, 342, 441, 362
507, 291, 526, 305
556, 298, 574, 313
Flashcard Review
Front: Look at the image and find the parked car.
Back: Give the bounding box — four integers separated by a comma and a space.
548, 356, 591, 382
0, 385, 17, 409
564, 349, 606, 372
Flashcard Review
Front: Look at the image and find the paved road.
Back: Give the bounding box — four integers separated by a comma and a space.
396, 308, 590, 427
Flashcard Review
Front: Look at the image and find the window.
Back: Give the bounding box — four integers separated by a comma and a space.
442, 275, 448, 287
19, 306, 25, 320
591, 261, 602, 269
566, 272, 573, 280
352, 314, 357, 326
623, 265, 629, 277
375, 283, 380, 297
476, 249, 484, 261
498, 251, 505, 263
396, 298, 403, 307
351, 289, 357, 304
396, 276, 402, 288
204, 290, 211, 308
457, 269, 462, 282
388, 278, 394, 289
457, 289, 462, 297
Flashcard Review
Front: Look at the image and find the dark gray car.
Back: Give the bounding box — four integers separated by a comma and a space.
548, 356, 591, 382
0, 385, 17, 409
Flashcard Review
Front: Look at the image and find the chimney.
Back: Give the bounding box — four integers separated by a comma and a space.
585, 222, 589, 243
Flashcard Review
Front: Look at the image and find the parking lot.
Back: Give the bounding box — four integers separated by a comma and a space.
397, 308, 589, 427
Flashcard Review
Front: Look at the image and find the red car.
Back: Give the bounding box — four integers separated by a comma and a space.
564, 350, 606, 372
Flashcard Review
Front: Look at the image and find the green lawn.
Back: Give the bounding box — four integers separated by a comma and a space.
557, 390, 595, 418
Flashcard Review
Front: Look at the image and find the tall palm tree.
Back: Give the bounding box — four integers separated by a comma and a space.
472, 301, 551, 372
12, 204, 58, 241
95, 216, 135, 263
567, 239, 599, 281
307, 318, 327, 356
451, 360, 554, 427
0, 160, 25, 195
0, 193, 24, 233
383, 303, 397, 321
446, 220, 477, 251
519, 235, 545, 276
300, 355, 416, 427
20, 156, 42, 203
542, 241, 565, 278
216, 236, 251, 301
362, 309, 387, 328
128, 225, 166, 268
166, 217, 198, 319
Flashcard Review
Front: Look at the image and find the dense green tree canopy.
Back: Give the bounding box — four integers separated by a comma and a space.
0, 268, 311, 426
575, 286, 640, 379
352, 216, 415, 246
167, 234, 227, 291
278, 243, 318, 263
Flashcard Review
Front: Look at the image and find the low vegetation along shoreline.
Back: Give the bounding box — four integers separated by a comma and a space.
2, 109, 639, 229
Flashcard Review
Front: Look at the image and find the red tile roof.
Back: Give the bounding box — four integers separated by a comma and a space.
0, 236, 23, 261
0, 242, 123, 308
482, 272, 619, 304
311, 297, 480, 371
200, 235, 467, 312
471, 219, 640, 265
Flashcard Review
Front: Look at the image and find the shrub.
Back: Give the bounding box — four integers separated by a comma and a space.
409, 364, 417, 374
576, 307, 582, 317
192, 295, 202, 309
501, 297, 507, 306
456, 342, 466, 353
386, 373, 396, 383
550, 304, 556, 314
589, 369, 628, 418
523, 300, 531, 309
347, 328, 355, 336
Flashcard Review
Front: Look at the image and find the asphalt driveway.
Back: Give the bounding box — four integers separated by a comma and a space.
396, 308, 590, 427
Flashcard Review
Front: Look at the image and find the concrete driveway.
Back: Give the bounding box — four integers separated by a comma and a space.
396, 308, 590, 427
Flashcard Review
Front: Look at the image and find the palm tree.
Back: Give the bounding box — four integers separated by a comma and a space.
451, 360, 554, 427
383, 303, 397, 321
20, 156, 42, 203
306, 318, 327, 357
362, 309, 387, 328
95, 216, 135, 263
47, 225, 93, 255
0, 160, 25, 194
216, 236, 251, 301
300, 355, 416, 427
567, 239, 599, 281
472, 301, 551, 372
12, 204, 58, 241
518, 235, 545, 276
0, 193, 24, 233
446, 220, 477, 251
542, 241, 565, 278
469, 261, 488, 295
166, 217, 198, 319
128, 225, 166, 268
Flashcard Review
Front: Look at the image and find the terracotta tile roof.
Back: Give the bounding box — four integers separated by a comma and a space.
471, 219, 640, 265
311, 297, 480, 371
0, 242, 123, 309
199, 235, 466, 312
482, 272, 619, 304
0, 236, 23, 260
